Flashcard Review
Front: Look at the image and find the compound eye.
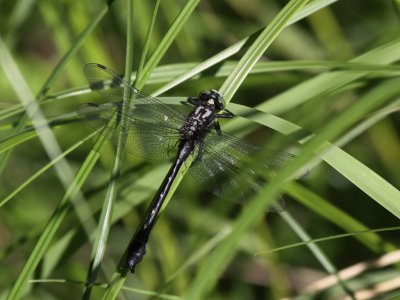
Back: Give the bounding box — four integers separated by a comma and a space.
214, 94, 225, 110
210, 89, 222, 97
216, 100, 225, 110
199, 91, 211, 101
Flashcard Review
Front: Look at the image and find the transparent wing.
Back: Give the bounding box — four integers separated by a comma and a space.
77, 63, 186, 160
83, 63, 186, 127
78, 102, 181, 159
189, 131, 294, 210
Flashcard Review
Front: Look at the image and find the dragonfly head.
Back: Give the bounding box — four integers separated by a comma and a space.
198, 90, 225, 111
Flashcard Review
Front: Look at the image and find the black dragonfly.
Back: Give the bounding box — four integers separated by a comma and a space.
78, 63, 293, 273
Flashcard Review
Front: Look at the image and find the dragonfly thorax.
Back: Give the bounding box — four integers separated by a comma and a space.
177, 90, 226, 161
179, 105, 218, 141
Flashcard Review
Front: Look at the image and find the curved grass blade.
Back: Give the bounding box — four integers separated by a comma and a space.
101, 1, 201, 296
0, 130, 98, 207
154, 0, 342, 96
26, 279, 182, 300
185, 0, 312, 297
259, 38, 400, 115
219, 0, 310, 104
0, 130, 37, 155
260, 227, 400, 255
0, 114, 78, 155
1, 33, 100, 254
83, 0, 137, 297
135, 0, 160, 81
279, 210, 356, 299
135, 0, 200, 88
0, 2, 112, 174
186, 76, 400, 300
229, 92, 400, 217
2, 21, 114, 296
6, 127, 109, 299
284, 182, 397, 253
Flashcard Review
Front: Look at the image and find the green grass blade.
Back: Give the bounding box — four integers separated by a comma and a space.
102, 272, 126, 300
0, 129, 37, 155
0, 113, 78, 155
6, 132, 106, 300
186, 78, 400, 300
1, 32, 101, 260
219, 0, 310, 103
165, 226, 232, 283
262, 227, 400, 254
154, 0, 340, 96
279, 210, 355, 299
3, 0, 399, 298
0, 2, 112, 175
323, 145, 400, 215
290, 0, 339, 25
231, 94, 400, 217
185, 1, 311, 298
229, 97, 399, 258
11, 60, 394, 105
135, 0, 200, 88
0, 131, 98, 207
136, 0, 160, 82
124, 0, 134, 84
35, 2, 113, 100
5, 0, 36, 47
83, 1, 137, 297
0, 103, 24, 121
0, 36, 87, 218
259, 38, 400, 114
285, 182, 397, 253
102, 2, 202, 297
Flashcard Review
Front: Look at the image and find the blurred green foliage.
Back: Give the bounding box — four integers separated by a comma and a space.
1, 0, 400, 299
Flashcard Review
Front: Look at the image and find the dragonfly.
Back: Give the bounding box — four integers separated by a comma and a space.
78, 63, 294, 273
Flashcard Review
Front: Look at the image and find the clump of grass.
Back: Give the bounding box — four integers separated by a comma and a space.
1, 0, 400, 299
